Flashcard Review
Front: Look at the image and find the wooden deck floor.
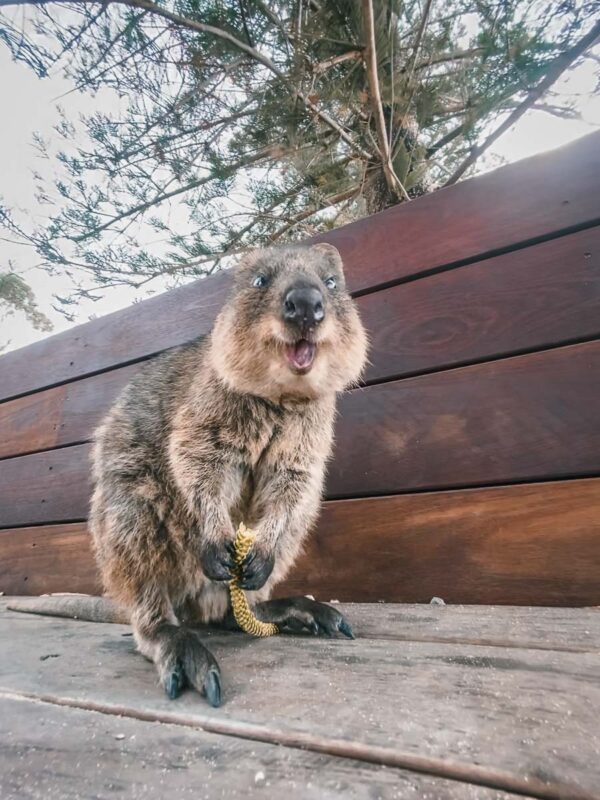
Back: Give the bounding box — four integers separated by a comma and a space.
1, 600, 599, 800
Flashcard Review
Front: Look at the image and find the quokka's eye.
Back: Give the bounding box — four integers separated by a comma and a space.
252, 274, 268, 288
324, 276, 337, 290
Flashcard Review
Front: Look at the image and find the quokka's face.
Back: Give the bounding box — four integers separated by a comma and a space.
210, 244, 369, 400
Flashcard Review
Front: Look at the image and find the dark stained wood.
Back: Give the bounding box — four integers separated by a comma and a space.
2, 342, 600, 527
360, 225, 600, 382
0, 444, 91, 528
282, 479, 600, 606
0, 363, 141, 459
1, 610, 599, 799
320, 129, 600, 293
1, 131, 599, 404
0, 522, 99, 596
0, 271, 230, 404
3, 479, 599, 606
331, 340, 600, 497
3, 227, 600, 462
2, 695, 516, 800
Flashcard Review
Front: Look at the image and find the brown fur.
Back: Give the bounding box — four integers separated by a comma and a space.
89, 243, 368, 703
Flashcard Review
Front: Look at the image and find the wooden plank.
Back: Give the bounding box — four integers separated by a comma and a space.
332, 340, 600, 497
3, 227, 600, 462
0, 611, 599, 798
3, 695, 517, 800
0, 522, 99, 596
0, 270, 231, 404
3, 595, 600, 653
283, 479, 600, 606
2, 341, 600, 527
1, 131, 599, 404
361, 225, 600, 382
0, 363, 140, 460
0, 444, 91, 528
321, 129, 600, 293
335, 604, 600, 653
2, 479, 599, 606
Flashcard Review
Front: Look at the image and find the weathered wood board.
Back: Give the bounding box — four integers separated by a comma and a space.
2, 695, 525, 800
1, 603, 599, 799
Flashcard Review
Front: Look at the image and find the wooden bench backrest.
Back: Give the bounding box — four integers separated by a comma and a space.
1, 131, 600, 605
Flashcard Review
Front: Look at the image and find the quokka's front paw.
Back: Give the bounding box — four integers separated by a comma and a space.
228, 541, 275, 590
199, 540, 235, 582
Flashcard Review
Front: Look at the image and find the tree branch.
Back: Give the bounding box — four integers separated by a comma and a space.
1, 0, 372, 159
72, 143, 293, 241
413, 47, 483, 72
444, 18, 600, 186
361, 0, 410, 201
312, 49, 363, 74
426, 122, 466, 157
268, 186, 359, 242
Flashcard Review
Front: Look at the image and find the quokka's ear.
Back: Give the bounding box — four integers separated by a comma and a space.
311, 242, 344, 270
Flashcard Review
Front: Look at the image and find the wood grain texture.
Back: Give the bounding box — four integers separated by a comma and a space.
2, 341, 600, 527
360, 225, 600, 382
4, 596, 600, 652
318, 129, 600, 293
3, 228, 600, 462
331, 340, 600, 497
0, 444, 91, 528
0, 270, 231, 404
0, 522, 99, 596
1, 611, 599, 798
2, 479, 599, 606
282, 479, 600, 606
1, 131, 599, 404
0, 363, 141, 459
2, 695, 518, 800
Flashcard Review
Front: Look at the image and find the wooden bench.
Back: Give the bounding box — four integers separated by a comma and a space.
1, 130, 600, 605
2, 133, 600, 800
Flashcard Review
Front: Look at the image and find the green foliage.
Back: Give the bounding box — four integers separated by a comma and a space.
0, 272, 53, 338
0, 0, 598, 306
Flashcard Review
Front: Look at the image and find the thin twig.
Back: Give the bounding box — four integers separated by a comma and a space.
268, 186, 359, 242
72, 144, 291, 241
312, 49, 363, 74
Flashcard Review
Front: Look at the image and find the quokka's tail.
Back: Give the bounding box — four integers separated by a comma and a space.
7, 594, 130, 624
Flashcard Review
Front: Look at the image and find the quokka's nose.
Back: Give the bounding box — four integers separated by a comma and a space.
283, 286, 324, 328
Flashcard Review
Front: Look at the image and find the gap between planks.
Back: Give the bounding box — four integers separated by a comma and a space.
0, 687, 595, 800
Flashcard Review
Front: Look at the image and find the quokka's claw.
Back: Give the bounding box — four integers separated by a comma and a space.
339, 619, 355, 640
164, 663, 186, 699
204, 668, 222, 708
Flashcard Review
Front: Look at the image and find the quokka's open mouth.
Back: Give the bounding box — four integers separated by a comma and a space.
285, 339, 316, 373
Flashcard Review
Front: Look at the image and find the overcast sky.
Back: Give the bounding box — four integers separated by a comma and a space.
1, 43, 599, 354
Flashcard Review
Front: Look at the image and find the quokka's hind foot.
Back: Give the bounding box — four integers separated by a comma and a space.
153, 625, 222, 706
256, 597, 355, 639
